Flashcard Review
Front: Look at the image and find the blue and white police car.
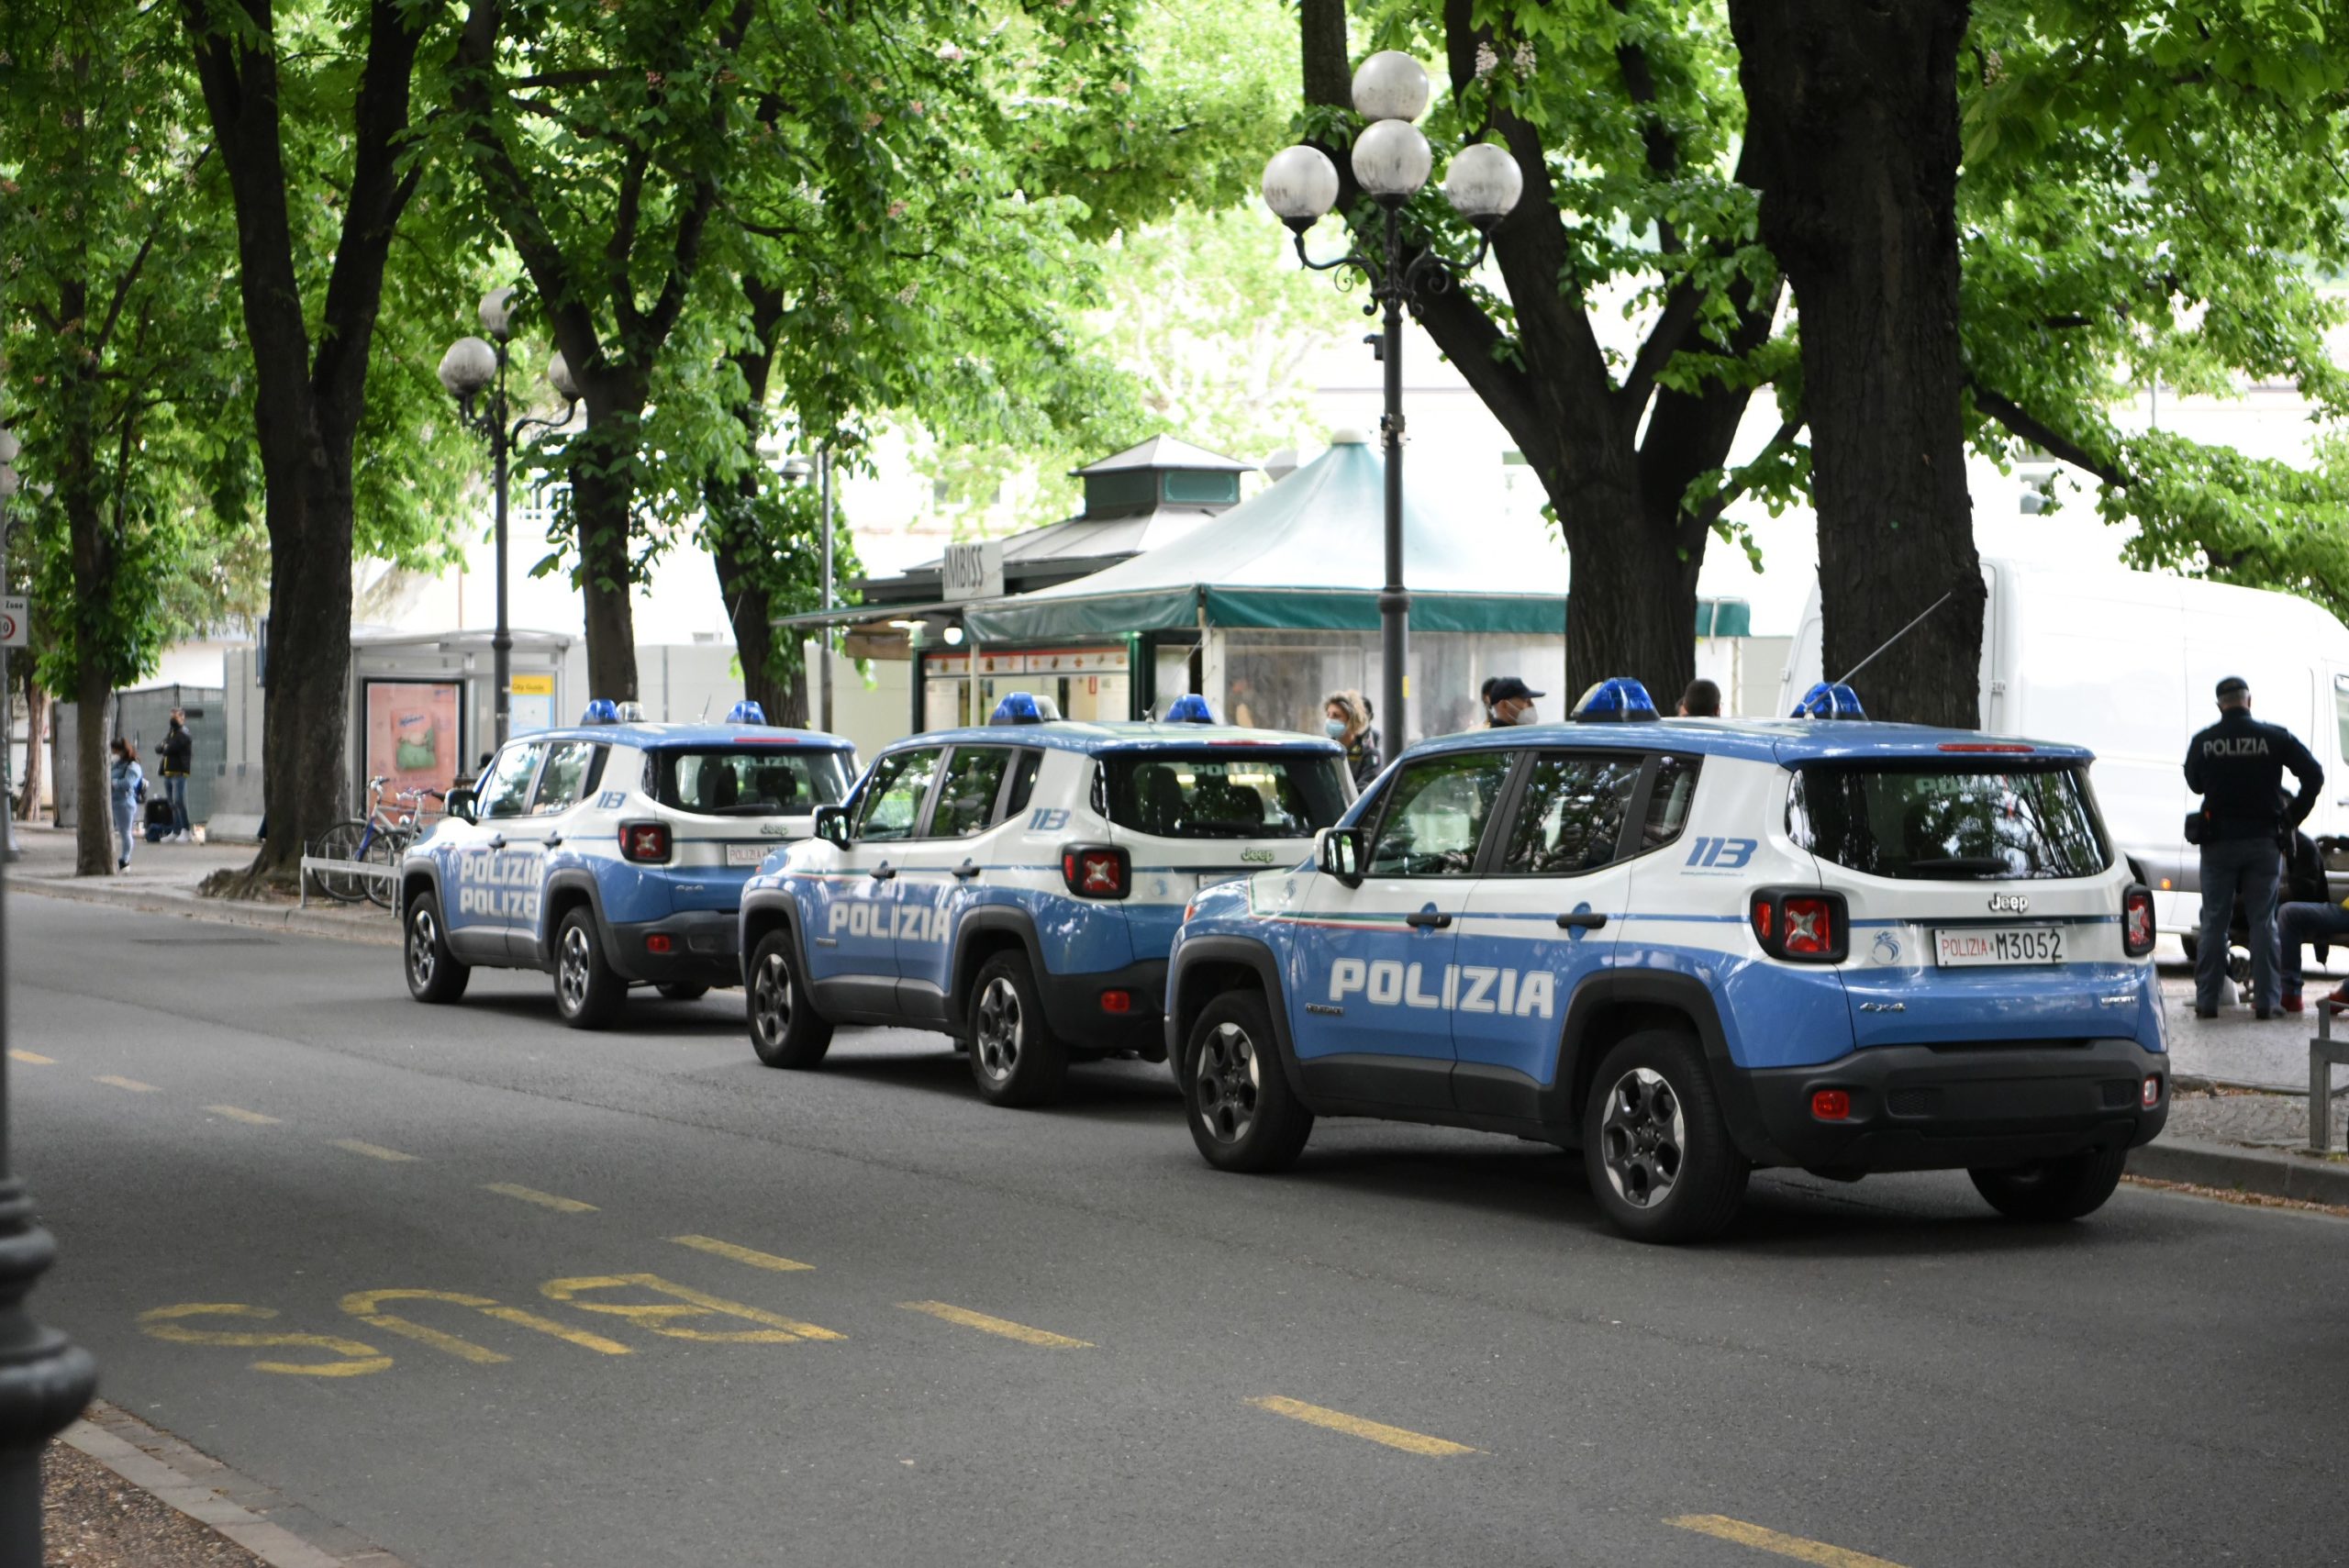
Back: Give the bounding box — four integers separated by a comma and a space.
1163, 678, 2169, 1242
398, 701, 856, 1029
736, 693, 1353, 1106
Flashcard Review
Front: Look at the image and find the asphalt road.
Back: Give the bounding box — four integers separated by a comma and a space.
12, 895, 2348, 1568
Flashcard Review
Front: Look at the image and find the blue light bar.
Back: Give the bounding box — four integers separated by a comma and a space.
1792, 682, 1866, 719
1163, 694, 1218, 724
727, 700, 767, 725
989, 692, 1046, 725
581, 697, 619, 725
1570, 677, 1660, 723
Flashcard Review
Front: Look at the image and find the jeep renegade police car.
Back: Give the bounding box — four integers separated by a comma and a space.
399, 703, 856, 1029
1163, 678, 2168, 1242
736, 693, 1353, 1106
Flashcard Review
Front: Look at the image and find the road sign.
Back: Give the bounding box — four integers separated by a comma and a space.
0, 595, 26, 650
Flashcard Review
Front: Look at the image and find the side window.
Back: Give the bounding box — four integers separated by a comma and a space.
529, 740, 604, 816
930, 747, 1014, 839
852, 749, 942, 842
1501, 753, 1643, 875
478, 744, 545, 820
1638, 753, 1703, 854
1365, 751, 1514, 877
1002, 751, 1043, 819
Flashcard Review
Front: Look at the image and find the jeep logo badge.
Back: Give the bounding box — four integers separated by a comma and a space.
1988, 893, 2029, 914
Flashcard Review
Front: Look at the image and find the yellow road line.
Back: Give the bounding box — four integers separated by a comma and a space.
1245, 1396, 1477, 1456
1667, 1515, 1908, 1568
206, 1106, 281, 1126
670, 1234, 813, 1273
484, 1182, 596, 1214
9, 1051, 53, 1065
95, 1074, 159, 1093
328, 1139, 417, 1163
899, 1300, 1092, 1349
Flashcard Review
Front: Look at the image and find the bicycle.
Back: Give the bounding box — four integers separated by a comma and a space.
311, 778, 444, 908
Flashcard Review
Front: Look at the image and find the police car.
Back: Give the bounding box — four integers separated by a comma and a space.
1163, 677, 2169, 1242
735, 693, 1353, 1106
398, 701, 856, 1028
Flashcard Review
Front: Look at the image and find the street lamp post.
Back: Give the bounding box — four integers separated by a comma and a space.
781, 447, 837, 733
0, 426, 98, 1563
438, 289, 580, 749
1261, 52, 1522, 745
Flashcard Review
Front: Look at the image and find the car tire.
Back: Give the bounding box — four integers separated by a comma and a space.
965, 951, 1067, 1107
1968, 1142, 2130, 1222
658, 984, 709, 1002
552, 906, 625, 1030
746, 930, 831, 1069
403, 892, 470, 1005
1581, 1029, 1749, 1243
1182, 990, 1312, 1173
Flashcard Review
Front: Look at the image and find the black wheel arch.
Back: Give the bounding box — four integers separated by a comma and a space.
1166, 936, 1308, 1102
946, 907, 1049, 1034
538, 870, 618, 975
398, 860, 443, 924
1549, 971, 1788, 1166
738, 884, 810, 991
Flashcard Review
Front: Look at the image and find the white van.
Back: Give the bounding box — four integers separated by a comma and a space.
1781, 558, 2349, 934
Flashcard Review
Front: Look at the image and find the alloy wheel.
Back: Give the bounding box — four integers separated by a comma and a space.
752, 951, 792, 1046
407, 908, 438, 989
973, 975, 1022, 1084
558, 925, 591, 1015
1598, 1065, 1685, 1208
1193, 1021, 1260, 1144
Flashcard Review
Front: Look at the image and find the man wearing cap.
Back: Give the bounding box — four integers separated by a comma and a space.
2184, 676, 2323, 1019
1485, 676, 1543, 727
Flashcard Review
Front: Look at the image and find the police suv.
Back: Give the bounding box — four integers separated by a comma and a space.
1164, 678, 2169, 1242
399, 702, 856, 1028
736, 693, 1353, 1106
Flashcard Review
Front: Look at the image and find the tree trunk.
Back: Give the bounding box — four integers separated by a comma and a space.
567, 407, 640, 705
73, 663, 114, 876
1551, 473, 1705, 707
1730, 0, 1984, 728
18, 673, 46, 824
257, 461, 355, 868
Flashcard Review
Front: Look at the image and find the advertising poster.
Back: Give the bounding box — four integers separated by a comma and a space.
364, 681, 462, 802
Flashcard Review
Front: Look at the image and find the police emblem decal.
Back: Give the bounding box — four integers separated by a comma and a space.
1870, 930, 1902, 964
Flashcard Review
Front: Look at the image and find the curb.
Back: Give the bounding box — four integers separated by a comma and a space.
11, 875, 398, 948
2128, 1136, 2349, 1207
65, 1401, 415, 1568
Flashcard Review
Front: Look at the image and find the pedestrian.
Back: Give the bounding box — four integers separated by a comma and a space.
2278, 821, 2349, 1014
159, 706, 195, 841
1484, 676, 1542, 728
2184, 675, 2322, 1018
1677, 679, 1722, 717
1322, 690, 1381, 788
108, 738, 145, 872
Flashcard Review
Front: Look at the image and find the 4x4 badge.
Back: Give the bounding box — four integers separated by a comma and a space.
1987, 893, 2029, 914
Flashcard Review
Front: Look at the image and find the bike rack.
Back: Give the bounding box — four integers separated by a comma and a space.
2310, 999, 2349, 1152
296, 854, 398, 911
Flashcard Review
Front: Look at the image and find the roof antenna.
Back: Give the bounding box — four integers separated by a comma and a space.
1832, 589, 1954, 687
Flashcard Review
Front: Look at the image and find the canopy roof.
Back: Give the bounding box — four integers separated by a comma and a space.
963, 432, 1748, 641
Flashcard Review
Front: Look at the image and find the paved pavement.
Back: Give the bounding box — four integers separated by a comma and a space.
12, 895, 2349, 1568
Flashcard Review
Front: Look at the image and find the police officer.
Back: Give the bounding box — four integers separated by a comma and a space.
2184, 675, 2323, 1018
1484, 676, 1542, 727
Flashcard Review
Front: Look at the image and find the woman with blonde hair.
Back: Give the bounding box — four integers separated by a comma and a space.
1322, 690, 1381, 788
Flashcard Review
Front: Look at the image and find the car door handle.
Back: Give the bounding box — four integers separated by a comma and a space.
952, 860, 982, 880
542, 833, 563, 848
1555, 911, 1609, 930
1405, 909, 1453, 929
486, 835, 507, 850
870, 862, 896, 882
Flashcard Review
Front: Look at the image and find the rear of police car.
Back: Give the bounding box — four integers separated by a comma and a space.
1731, 711, 2168, 1197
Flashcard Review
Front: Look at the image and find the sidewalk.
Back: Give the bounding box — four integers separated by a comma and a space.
6, 823, 396, 947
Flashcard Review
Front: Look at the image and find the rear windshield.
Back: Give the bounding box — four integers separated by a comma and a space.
1787, 763, 2110, 881
649, 747, 851, 817
1101, 751, 1349, 840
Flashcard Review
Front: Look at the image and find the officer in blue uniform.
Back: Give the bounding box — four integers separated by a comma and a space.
2184, 675, 2323, 1018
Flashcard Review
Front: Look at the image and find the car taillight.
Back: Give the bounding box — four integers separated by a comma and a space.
1749, 888, 1848, 963
1811, 1089, 1851, 1120
1061, 845, 1130, 900
2122, 884, 2155, 957
619, 821, 672, 863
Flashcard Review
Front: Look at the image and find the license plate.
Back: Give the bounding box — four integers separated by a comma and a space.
1933, 925, 2064, 966
725, 844, 769, 867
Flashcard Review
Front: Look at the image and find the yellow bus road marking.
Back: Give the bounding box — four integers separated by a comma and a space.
10, 1051, 54, 1065
95, 1075, 159, 1093
544, 1273, 843, 1343
1245, 1396, 1477, 1456
328, 1139, 417, 1163
669, 1234, 813, 1273
900, 1301, 1092, 1349
1667, 1515, 1909, 1568
484, 1183, 596, 1214
206, 1105, 281, 1126
340, 1288, 630, 1362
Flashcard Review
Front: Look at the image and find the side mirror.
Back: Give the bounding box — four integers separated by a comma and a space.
443, 787, 478, 825
1316, 826, 1365, 887
813, 805, 852, 850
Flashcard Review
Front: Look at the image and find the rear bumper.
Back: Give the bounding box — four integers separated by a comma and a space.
1742, 1039, 2169, 1173
609, 910, 741, 987
1037, 957, 1169, 1060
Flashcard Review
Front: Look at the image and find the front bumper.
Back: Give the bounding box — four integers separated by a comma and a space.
1036, 957, 1170, 1061
609, 910, 741, 988
1743, 1038, 2169, 1173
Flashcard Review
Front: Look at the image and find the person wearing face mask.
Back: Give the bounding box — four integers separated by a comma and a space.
1485, 676, 1542, 728
1321, 690, 1381, 788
